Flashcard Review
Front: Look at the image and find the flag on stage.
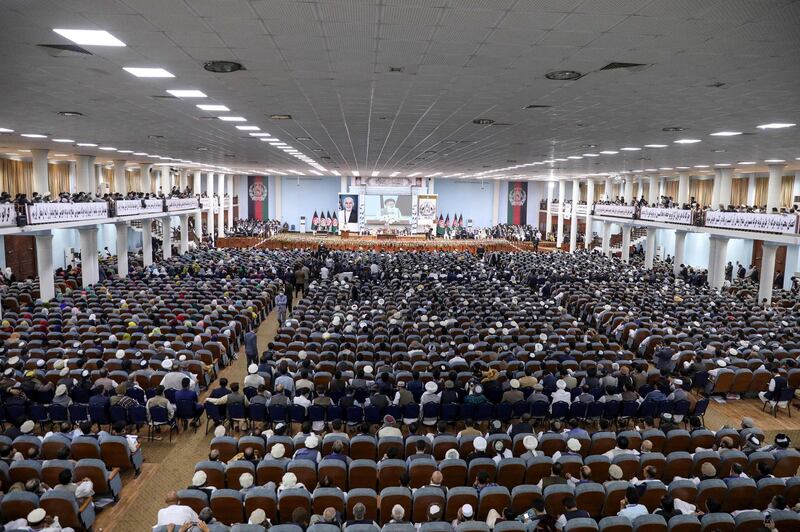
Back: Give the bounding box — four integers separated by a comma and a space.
436, 214, 445, 236
246, 176, 269, 220
311, 211, 319, 231
507, 181, 528, 225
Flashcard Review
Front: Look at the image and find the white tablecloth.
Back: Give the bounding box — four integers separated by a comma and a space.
639, 207, 693, 225
705, 211, 799, 234
593, 204, 635, 218
26, 202, 109, 224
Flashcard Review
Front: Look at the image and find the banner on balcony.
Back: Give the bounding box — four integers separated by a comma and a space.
507, 181, 528, 225
247, 176, 269, 220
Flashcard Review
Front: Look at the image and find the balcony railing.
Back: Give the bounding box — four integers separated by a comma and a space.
116, 199, 164, 217
26, 202, 109, 225
166, 198, 201, 212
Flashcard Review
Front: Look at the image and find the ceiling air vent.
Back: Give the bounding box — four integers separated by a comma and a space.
599, 62, 649, 71
523, 104, 551, 109
149, 94, 179, 100
37, 43, 92, 56
473, 119, 495, 125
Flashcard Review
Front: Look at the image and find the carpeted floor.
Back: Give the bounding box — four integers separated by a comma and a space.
94, 309, 279, 532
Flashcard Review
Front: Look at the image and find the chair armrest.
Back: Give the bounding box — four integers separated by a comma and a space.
108, 467, 120, 480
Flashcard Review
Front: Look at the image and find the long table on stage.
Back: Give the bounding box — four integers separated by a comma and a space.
216, 232, 534, 253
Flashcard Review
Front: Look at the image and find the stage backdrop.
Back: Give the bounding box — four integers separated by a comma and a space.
507, 181, 528, 225
247, 176, 269, 220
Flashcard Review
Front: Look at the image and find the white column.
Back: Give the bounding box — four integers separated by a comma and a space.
648, 175, 658, 206
206, 172, 215, 238
491, 181, 500, 225
78, 226, 99, 286
767, 163, 785, 212
179, 214, 189, 255
34, 233, 54, 301
623, 176, 633, 204
227, 175, 234, 230
193, 171, 202, 238
658, 177, 665, 198
784, 244, 799, 291
545, 182, 554, 236
274, 175, 282, 222
747, 173, 757, 206
32, 149, 50, 196
556, 181, 565, 248
139, 164, 151, 193
584, 179, 594, 249
114, 160, 127, 195
142, 221, 153, 267
569, 179, 579, 252
340, 175, 349, 193
162, 216, 172, 259
179, 169, 188, 190
636, 175, 644, 201
759, 243, 778, 305
644, 228, 656, 269
708, 236, 728, 290
621, 225, 631, 263
602, 222, 611, 256
115, 223, 128, 278
94, 164, 103, 195
217, 173, 225, 238
717, 168, 733, 208
677, 171, 690, 206
604, 177, 612, 201
428, 177, 435, 194
76, 155, 94, 192
711, 169, 721, 208
673, 230, 686, 277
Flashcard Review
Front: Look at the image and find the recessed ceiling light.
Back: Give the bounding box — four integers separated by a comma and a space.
408, 172, 421, 177
644, 144, 668, 149
352, 170, 360, 176
269, 114, 293, 120
21, 133, 47, 138
765, 159, 786, 163
710, 131, 742, 136
166, 89, 207, 98
583, 153, 599, 157
296, 137, 311, 141
662, 127, 686, 132
545, 70, 582, 81
53, 29, 125, 47
644, 168, 658, 172
197, 104, 230, 112
757, 123, 795, 129
58, 111, 83, 117
250, 132, 271, 137
694, 165, 709, 168
390, 171, 400, 177
567, 156, 583, 159
259, 138, 273, 142
218, 116, 246, 122
676, 166, 691, 169
737, 161, 757, 165
118, 150, 134, 154
236, 125, 260, 131
370, 170, 379, 177
123, 67, 174, 78
52, 153, 68, 157
674, 139, 701, 144
620, 147, 641, 151
76, 142, 97, 147
133, 152, 147, 156
714, 163, 731, 167
203, 60, 243, 73
554, 158, 568, 162
52, 138, 74, 143
99, 146, 117, 151
600, 150, 618, 155
473, 118, 495, 125
659, 167, 673, 170
0, 128, 14, 133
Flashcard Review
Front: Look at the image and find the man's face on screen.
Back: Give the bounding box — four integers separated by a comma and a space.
344, 197, 354, 210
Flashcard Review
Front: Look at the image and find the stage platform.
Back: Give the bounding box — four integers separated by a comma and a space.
216, 233, 551, 253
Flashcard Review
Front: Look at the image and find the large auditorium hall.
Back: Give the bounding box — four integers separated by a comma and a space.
1, 1, 800, 531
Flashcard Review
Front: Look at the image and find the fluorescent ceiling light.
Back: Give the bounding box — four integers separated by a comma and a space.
737, 161, 757, 165
583, 153, 599, 157
331, 170, 340, 176
765, 159, 786, 163
659, 167, 673, 170
352, 171, 360, 176
166, 89, 206, 98
676, 166, 691, 169
197, 104, 229, 111
236, 126, 260, 131
218, 116, 246, 122
118, 150, 133, 153
430, 172, 442, 176
390, 171, 400, 177
250, 133, 271, 137
567, 156, 583, 159
123, 67, 174, 78
599, 150, 618, 155
0, 128, 14, 133
757, 123, 795, 129
620, 147, 641, 151
710, 131, 742, 137
52, 138, 74, 143
674, 139, 701, 144
644, 144, 668, 148
99, 146, 117, 151
133, 152, 147, 156
714, 163, 731, 167
77, 142, 97, 147
148, 155, 160, 158
21, 133, 47, 138
53, 29, 125, 46
408, 172, 421, 177
693, 165, 709, 168
554, 158, 568, 162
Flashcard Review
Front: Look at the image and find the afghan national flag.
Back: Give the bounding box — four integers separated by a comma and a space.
445, 214, 450, 228
311, 211, 319, 230
326, 211, 332, 230
458, 214, 464, 227
247, 175, 269, 220
507, 181, 528, 225
436, 214, 445, 236
331, 212, 339, 233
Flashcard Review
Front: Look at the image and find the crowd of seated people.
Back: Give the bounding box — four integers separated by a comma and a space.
594, 194, 799, 215
142, 248, 800, 530
0, 248, 302, 530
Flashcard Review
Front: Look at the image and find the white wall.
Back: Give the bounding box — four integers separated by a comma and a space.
655, 229, 754, 270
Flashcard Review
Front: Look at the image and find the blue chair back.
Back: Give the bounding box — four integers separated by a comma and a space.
475, 402, 493, 421
422, 402, 440, 419
441, 403, 459, 421
307, 405, 325, 422
693, 398, 709, 417
128, 406, 147, 425
268, 404, 287, 423
364, 406, 382, 424
89, 405, 109, 425
205, 403, 225, 424
637, 400, 658, 419
228, 403, 246, 421
496, 403, 513, 422
326, 405, 343, 421
459, 403, 475, 420
109, 406, 128, 424
531, 401, 549, 418
570, 402, 588, 419
248, 403, 267, 422
68, 405, 89, 423
176, 401, 196, 420
620, 401, 638, 418
672, 400, 690, 417
150, 406, 170, 424
347, 406, 364, 424
403, 403, 420, 419
551, 401, 569, 419
289, 404, 306, 423
28, 404, 48, 425
126, 388, 145, 404
602, 400, 620, 420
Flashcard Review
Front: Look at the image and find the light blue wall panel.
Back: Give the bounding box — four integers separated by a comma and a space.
280, 176, 340, 228
435, 179, 494, 227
